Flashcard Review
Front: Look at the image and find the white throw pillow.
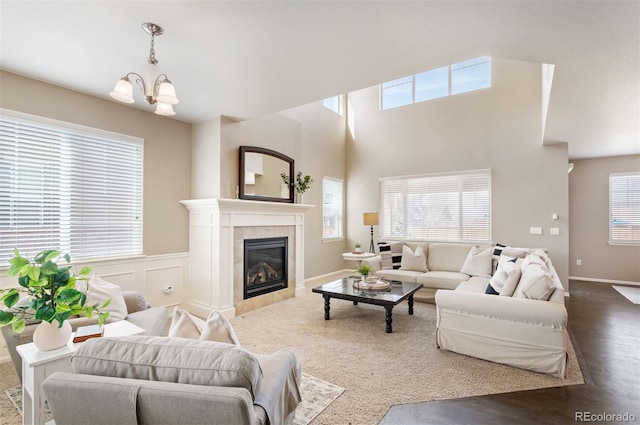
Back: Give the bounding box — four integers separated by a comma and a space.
498, 262, 522, 297
514, 264, 555, 300
460, 246, 492, 278
380, 251, 393, 270
77, 274, 128, 322
399, 245, 428, 272
169, 307, 240, 345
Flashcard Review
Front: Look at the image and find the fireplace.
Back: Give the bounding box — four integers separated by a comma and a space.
244, 237, 288, 299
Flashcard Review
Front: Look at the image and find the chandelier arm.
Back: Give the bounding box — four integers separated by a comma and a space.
126, 72, 155, 105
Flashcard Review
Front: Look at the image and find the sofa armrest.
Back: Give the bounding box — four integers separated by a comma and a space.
363, 255, 381, 272
122, 291, 150, 314
435, 289, 567, 329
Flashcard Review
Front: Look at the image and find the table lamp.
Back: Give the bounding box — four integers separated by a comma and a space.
363, 212, 380, 253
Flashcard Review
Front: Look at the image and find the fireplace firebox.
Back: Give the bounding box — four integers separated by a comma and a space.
244, 237, 288, 299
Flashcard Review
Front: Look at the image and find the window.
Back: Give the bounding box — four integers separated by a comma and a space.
609, 172, 640, 244
322, 177, 343, 240
323, 95, 344, 115
0, 110, 144, 264
380, 170, 491, 242
381, 57, 491, 110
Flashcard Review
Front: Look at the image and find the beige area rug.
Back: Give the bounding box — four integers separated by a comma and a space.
2, 373, 342, 425
613, 285, 640, 304
229, 290, 584, 425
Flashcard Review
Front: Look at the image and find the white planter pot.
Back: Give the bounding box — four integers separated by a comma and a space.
33, 320, 72, 351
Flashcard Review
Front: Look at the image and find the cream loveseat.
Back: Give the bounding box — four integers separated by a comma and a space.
42, 336, 301, 425
364, 241, 568, 378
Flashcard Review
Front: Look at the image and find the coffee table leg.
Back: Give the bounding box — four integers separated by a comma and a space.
408, 295, 415, 315
324, 295, 331, 320
385, 306, 393, 333
353, 301, 358, 305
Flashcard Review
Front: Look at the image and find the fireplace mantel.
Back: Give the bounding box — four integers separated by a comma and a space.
180, 198, 313, 318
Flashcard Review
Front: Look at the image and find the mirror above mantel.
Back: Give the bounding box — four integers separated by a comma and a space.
239, 146, 295, 203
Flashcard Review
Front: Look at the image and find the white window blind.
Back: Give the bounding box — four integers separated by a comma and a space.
609, 172, 640, 244
323, 177, 343, 240
0, 110, 143, 264
380, 170, 491, 242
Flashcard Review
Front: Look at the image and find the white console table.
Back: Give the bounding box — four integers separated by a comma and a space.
16, 321, 144, 425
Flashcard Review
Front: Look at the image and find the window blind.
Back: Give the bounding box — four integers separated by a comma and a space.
380, 170, 491, 242
323, 177, 343, 240
610, 172, 640, 244
0, 111, 143, 264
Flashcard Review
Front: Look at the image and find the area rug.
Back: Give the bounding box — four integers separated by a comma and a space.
613, 285, 640, 304
229, 287, 584, 425
3, 373, 343, 425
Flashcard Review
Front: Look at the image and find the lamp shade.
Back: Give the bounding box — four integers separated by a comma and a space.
110, 77, 135, 104
363, 212, 380, 226
154, 101, 175, 116
156, 81, 179, 105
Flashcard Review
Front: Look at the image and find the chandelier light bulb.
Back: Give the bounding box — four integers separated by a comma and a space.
155, 102, 175, 116
109, 77, 135, 104
156, 81, 179, 105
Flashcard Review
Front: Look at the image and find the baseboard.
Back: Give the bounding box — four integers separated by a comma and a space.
304, 269, 353, 286
569, 276, 640, 287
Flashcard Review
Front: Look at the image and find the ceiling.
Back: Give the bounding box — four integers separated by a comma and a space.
1, 1, 638, 159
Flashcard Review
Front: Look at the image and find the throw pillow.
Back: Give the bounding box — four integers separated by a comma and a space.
169, 307, 240, 345
460, 246, 492, 278
514, 264, 555, 300
399, 245, 428, 272
380, 251, 393, 270
76, 274, 128, 322
498, 262, 522, 297
484, 283, 499, 295
378, 241, 403, 269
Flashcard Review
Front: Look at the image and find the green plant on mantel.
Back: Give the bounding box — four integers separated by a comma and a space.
0, 249, 110, 333
281, 172, 314, 194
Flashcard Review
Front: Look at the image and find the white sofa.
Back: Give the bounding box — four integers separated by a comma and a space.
364, 241, 568, 378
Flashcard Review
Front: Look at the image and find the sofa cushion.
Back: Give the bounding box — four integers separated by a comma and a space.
400, 245, 428, 272
514, 264, 555, 301
489, 261, 522, 296
375, 269, 422, 283
459, 246, 492, 278
417, 271, 471, 290
380, 251, 393, 270
77, 274, 128, 322
427, 243, 474, 272
72, 336, 263, 399
455, 276, 490, 293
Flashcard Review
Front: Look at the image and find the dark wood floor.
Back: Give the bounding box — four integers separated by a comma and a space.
380, 281, 640, 425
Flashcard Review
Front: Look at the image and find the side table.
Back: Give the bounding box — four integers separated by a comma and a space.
16, 321, 144, 425
342, 252, 375, 269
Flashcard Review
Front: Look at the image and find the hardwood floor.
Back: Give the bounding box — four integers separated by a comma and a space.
380, 281, 640, 425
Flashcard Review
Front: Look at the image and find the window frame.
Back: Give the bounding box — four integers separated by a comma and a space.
0, 108, 144, 264
322, 176, 344, 242
379, 169, 492, 243
609, 172, 640, 245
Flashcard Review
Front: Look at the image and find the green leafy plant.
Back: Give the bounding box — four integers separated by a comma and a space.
281, 172, 314, 194
357, 264, 371, 277
354, 242, 362, 249
0, 249, 110, 333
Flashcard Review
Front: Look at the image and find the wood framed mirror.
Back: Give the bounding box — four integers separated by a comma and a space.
239, 146, 295, 203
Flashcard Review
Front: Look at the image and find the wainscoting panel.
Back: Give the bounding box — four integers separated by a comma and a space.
0, 252, 190, 363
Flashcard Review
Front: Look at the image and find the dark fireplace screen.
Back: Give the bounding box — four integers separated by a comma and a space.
243, 237, 288, 299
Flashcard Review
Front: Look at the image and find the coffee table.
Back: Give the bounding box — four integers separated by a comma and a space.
312, 277, 423, 333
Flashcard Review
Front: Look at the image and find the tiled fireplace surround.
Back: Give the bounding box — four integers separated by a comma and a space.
180, 199, 312, 318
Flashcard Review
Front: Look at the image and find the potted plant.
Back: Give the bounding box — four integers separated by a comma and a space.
281, 172, 314, 203
0, 249, 110, 351
354, 242, 363, 254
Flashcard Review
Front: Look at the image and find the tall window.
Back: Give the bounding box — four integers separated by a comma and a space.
381, 57, 491, 110
322, 177, 344, 240
323, 95, 344, 116
0, 110, 144, 264
380, 170, 491, 242
609, 172, 640, 244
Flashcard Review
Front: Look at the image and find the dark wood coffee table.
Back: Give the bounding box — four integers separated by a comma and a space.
312, 277, 423, 333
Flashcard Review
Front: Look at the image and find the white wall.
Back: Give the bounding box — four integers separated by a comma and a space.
345, 58, 570, 289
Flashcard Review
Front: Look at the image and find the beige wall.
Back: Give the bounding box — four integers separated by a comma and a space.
0, 71, 192, 255
569, 155, 640, 283
345, 58, 570, 289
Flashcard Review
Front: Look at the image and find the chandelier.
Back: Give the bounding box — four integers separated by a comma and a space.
110, 22, 179, 116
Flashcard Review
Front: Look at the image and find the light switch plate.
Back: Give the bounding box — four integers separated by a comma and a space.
530, 227, 542, 235
550, 227, 560, 235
